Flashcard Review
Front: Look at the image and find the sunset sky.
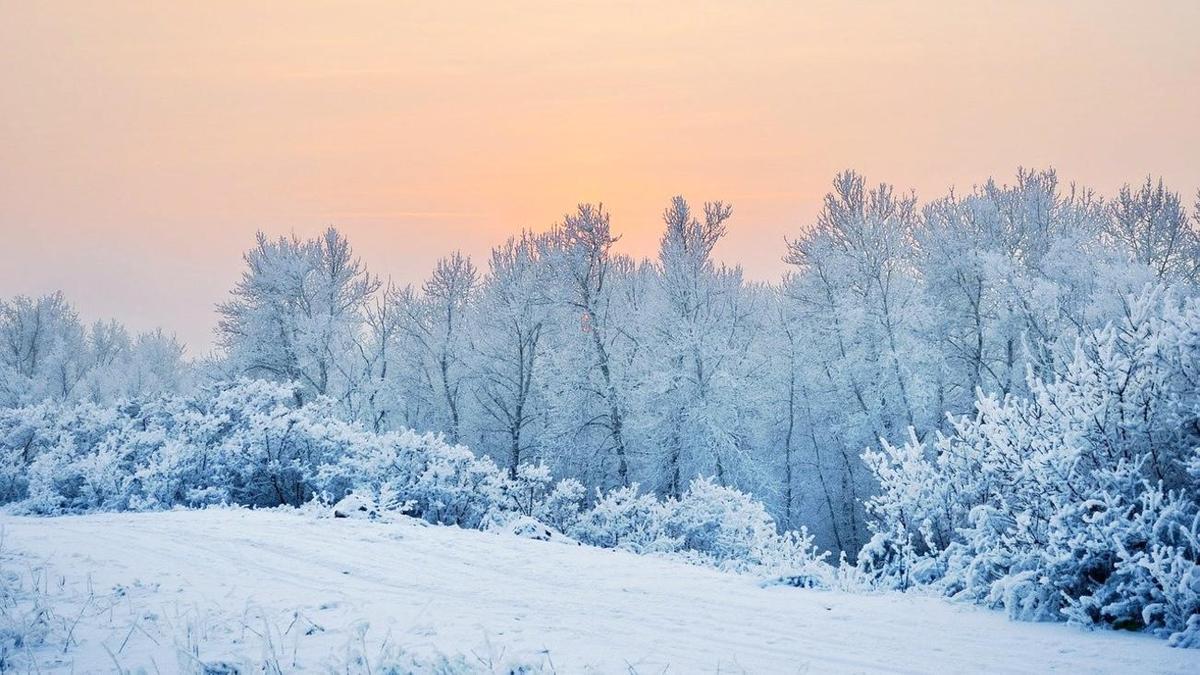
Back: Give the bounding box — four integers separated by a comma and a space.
2, 1, 1199, 352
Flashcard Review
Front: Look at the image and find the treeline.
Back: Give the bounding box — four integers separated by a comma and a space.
3, 169, 1200, 558
0, 293, 188, 407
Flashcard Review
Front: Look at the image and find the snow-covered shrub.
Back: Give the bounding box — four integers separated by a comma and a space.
332, 491, 380, 520
0, 377, 840, 580
664, 477, 778, 565
569, 484, 668, 552
656, 478, 834, 578
39, 381, 332, 511
0, 378, 518, 526
132, 435, 219, 509
314, 427, 509, 528
0, 403, 60, 503
561, 477, 833, 575
1053, 476, 1200, 636
1141, 515, 1200, 648
398, 441, 507, 528
204, 379, 336, 507
757, 527, 834, 588
20, 404, 142, 514
534, 478, 587, 532
863, 288, 1200, 643
502, 463, 552, 517
4, 380, 334, 513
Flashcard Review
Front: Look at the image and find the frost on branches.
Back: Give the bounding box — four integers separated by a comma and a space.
4, 167, 1200, 645
862, 288, 1200, 645
0, 380, 828, 581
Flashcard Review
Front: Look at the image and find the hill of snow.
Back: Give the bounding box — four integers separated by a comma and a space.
3, 509, 1193, 673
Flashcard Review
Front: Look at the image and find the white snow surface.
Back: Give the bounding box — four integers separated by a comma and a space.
4, 509, 1195, 673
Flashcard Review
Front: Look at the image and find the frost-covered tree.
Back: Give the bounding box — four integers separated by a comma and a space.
541, 204, 633, 486
384, 253, 479, 443
1107, 177, 1200, 284
782, 172, 928, 549
0, 293, 86, 406
349, 282, 405, 432
650, 196, 758, 495
471, 234, 553, 477
218, 227, 378, 407
862, 287, 1200, 643
761, 282, 845, 540
914, 170, 1113, 413
0, 293, 188, 408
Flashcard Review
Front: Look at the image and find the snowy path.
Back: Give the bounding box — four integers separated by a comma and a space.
4, 509, 1194, 673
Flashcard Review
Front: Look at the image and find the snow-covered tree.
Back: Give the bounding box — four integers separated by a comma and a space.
471, 233, 553, 477
1107, 177, 1200, 284
0, 293, 188, 408
382, 253, 479, 442
541, 204, 633, 486
862, 287, 1200, 643
0, 293, 87, 406
218, 227, 379, 407
650, 196, 756, 495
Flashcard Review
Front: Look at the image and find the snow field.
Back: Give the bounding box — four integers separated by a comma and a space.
3, 509, 1194, 673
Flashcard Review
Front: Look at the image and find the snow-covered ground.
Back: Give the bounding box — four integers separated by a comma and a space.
3, 509, 1193, 673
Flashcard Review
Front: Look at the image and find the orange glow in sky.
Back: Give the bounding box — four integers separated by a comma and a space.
2, 1, 1198, 351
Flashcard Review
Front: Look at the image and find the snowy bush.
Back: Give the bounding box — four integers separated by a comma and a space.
757, 527, 834, 588
534, 478, 587, 532
0, 404, 59, 503
569, 484, 670, 552
9, 380, 338, 513
562, 477, 833, 577
0, 378, 839, 580
502, 463, 552, 517
661, 478, 832, 577
402, 443, 508, 528
664, 477, 778, 565
862, 288, 1200, 643
317, 429, 509, 528
0, 379, 512, 528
